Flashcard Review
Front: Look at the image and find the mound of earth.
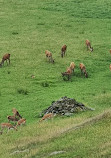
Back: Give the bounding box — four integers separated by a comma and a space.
40, 96, 94, 116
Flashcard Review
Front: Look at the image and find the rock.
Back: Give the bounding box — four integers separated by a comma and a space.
49, 151, 66, 156
40, 96, 93, 117
64, 113, 73, 116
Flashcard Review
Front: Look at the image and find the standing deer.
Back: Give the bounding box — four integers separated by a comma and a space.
45, 50, 55, 63
61, 67, 72, 80
61, 45, 67, 57
85, 40, 93, 52
70, 62, 76, 73
79, 63, 88, 78
0, 53, 10, 67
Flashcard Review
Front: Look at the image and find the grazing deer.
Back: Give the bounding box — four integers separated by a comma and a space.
85, 40, 93, 52
12, 108, 22, 119
79, 63, 88, 78
0, 53, 10, 67
61, 45, 67, 57
61, 67, 72, 80
1, 123, 17, 133
39, 113, 54, 122
70, 62, 76, 73
110, 64, 111, 71
7, 115, 19, 123
45, 50, 55, 63
16, 118, 26, 127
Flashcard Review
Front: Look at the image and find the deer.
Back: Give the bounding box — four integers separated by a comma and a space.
12, 108, 22, 119
1, 123, 17, 133
85, 40, 93, 52
61, 45, 67, 57
70, 62, 76, 73
79, 63, 88, 78
39, 113, 54, 122
16, 118, 26, 127
0, 53, 10, 67
61, 67, 72, 80
7, 115, 20, 123
45, 50, 55, 63
110, 49, 111, 55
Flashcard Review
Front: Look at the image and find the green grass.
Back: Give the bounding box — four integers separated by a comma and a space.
0, 0, 111, 157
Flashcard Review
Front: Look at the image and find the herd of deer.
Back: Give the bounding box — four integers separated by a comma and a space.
45, 40, 91, 80
0, 108, 26, 134
45, 39, 111, 80
0, 40, 110, 75
0, 39, 111, 134
0, 108, 54, 134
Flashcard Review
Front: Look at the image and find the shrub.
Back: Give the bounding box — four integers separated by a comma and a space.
41, 82, 49, 87
17, 88, 28, 95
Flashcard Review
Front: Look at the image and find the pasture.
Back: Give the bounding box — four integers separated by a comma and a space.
0, 0, 111, 157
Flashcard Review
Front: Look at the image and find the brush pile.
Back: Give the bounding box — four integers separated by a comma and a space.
40, 96, 94, 116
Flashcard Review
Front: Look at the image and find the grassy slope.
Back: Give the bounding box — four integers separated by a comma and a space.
0, 0, 111, 157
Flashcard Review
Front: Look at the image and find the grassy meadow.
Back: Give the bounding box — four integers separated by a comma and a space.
0, 0, 111, 157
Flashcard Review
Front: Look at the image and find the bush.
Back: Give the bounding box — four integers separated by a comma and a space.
41, 82, 49, 87
17, 88, 28, 95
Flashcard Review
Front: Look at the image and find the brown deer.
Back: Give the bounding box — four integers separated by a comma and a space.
45, 50, 55, 63
61, 45, 67, 57
85, 40, 93, 52
7, 115, 20, 123
16, 118, 26, 127
79, 63, 88, 78
1, 123, 17, 133
12, 108, 22, 119
110, 49, 111, 55
70, 62, 76, 73
61, 67, 72, 80
0, 53, 10, 67
39, 113, 54, 122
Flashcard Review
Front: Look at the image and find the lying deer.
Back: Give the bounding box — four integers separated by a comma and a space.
0, 53, 10, 67
85, 40, 93, 52
1, 123, 17, 133
16, 118, 26, 127
39, 113, 54, 122
7, 115, 19, 123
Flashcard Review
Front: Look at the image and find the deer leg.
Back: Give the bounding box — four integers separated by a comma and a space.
8, 59, 10, 64
68, 74, 70, 80
6, 59, 8, 65
81, 69, 83, 74
61, 51, 63, 58
87, 45, 88, 50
